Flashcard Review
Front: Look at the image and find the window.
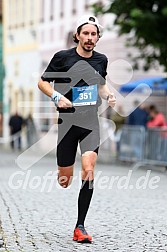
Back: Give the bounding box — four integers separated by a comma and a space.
8, 82, 13, 112
14, 61, 19, 77
8, 0, 12, 28
50, 0, 54, 20
30, 0, 34, 25
72, 0, 76, 15
41, 30, 45, 43
40, 0, 45, 22
14, 90, 18, 112
15, 0, 18, 28
66, 31, 75, 48
60, 25, 64, 40
60, 0, 64, 18
29, 90, 33, 115
85, 0, 89, 10
20, 88, 24, 115
50, 28, 54, 41
21, 0, 25, 27
17, 0, 22, 27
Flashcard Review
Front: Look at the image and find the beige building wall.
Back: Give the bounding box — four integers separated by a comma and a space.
3, 0, 40, 138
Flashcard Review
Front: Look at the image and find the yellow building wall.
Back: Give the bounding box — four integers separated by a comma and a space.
3, 0, 40, 117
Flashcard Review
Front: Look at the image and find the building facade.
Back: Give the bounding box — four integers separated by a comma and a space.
2, 0, 165, 139
3, 0, 40, 138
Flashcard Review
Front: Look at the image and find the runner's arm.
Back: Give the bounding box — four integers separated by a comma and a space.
38, 79, 72, 108
99, 84, 116, 108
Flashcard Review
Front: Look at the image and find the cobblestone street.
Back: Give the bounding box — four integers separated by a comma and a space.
0, 148, 167, 252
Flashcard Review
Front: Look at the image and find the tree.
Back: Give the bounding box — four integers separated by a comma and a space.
92, 0, 167, 72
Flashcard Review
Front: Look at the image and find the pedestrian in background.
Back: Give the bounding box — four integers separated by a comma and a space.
147, 104, 166, 128
146, 105, 167, 161
126, 100, 149, 160
38, 15, 116, 243
25, 114, 38, 148
127, 100, 149, 127
9, 112, 24, 150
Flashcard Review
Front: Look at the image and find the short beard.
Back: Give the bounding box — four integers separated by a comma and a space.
82, 44, 95, 52
83, 47, 93, 52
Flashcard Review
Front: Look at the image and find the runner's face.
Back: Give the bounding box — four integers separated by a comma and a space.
76, 24, 99, 52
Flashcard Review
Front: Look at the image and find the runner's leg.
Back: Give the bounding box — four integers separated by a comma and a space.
75, 151, 97, 227
58, 165, 74, 188
57, 124, 79, 188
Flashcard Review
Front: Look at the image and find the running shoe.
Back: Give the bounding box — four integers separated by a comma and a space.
73, 224, 92, 243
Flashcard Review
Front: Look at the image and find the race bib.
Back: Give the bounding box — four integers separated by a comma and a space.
72, 84, 98, 106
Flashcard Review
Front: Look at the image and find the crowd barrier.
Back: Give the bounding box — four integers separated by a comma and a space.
118, 125, 167, 169
1, 123, 167, 170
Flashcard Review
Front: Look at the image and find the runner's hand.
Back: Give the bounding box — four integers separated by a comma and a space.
57, 96, 72, 108
107, 93, 116, 108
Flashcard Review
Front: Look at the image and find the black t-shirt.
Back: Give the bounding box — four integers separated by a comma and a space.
41, 47, 108, 113
9, 115, 23, 133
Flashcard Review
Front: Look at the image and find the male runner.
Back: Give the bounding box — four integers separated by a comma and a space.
38, 15, 116, 243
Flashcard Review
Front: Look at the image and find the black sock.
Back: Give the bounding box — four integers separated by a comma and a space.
76, 180, 94, 228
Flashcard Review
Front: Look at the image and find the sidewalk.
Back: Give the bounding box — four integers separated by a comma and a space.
0, 149, 167, 251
